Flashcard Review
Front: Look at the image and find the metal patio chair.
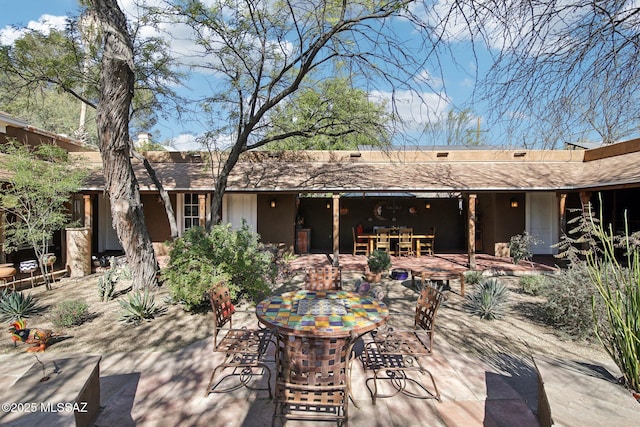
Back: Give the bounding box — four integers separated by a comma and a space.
363, 285, 444, 404
205, 284, 273, 398
272, 331, 357, 426
304, 266, 342, 291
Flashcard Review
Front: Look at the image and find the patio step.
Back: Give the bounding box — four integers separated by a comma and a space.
535, 355, 639, 427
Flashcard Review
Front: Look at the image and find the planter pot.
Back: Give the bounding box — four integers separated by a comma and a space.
42, 253, 56, 266
0, 266, 16, 279
364, 272, 382, 283
391, 268, 409, 280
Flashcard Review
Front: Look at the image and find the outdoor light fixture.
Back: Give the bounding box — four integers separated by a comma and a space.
326, 201, 331, 209
510, 198, 519, 208
425, 202, 431, 209
270, 199, 277, 208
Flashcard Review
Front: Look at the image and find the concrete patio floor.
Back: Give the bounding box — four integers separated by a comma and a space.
1, 253, 638, 426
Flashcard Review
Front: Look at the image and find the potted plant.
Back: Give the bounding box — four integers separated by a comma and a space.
365, 249, 391, 282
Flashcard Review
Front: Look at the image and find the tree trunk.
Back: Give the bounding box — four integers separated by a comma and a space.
131, 150, 178, 238
89, 0, 158, 289
209, 140, 244, 226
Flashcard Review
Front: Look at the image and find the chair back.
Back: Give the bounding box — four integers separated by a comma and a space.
209, 284, 236, 345
415, 285, 444, 332
304, 266, 342, 290
273, 331, 356, 424
399, 228, 413, 243
376, 228, 391, 250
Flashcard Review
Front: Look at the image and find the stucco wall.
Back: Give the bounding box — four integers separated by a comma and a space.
257, 194, 296, 251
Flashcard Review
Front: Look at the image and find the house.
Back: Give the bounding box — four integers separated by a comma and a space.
74, 139, 640, 268
3, 110, 640, 270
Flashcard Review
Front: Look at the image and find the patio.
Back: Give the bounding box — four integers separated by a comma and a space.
0, 254, 637, 426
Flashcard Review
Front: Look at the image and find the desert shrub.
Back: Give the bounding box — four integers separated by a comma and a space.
97, 257, 131, 302
50, 300, 88, 328
464, 271, 484, 287
509, 231, 540, 264
0, 291, 41, 322
162, 223, 274, 308
585, 213, 640, 393
119, 290, 165, 325
464, 278, 509, 320
519, 275, 547, 296
542, 261, 606, 340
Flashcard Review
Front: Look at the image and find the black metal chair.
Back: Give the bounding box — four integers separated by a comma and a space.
205, 284, 273, 398
363, 285, 444, 404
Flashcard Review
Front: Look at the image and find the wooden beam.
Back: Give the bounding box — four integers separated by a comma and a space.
468, 194, 477, 270
332, 194, 340, 266
83, 195, 92, 229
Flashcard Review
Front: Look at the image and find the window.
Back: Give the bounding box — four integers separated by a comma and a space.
184, 193, 200, 230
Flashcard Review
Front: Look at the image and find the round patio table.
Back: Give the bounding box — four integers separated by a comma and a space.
256, 290, 389, 337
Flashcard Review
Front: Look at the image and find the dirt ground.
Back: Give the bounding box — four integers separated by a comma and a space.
0, 269, 614, 375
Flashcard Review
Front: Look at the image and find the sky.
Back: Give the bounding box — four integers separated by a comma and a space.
0, 1, 495, 150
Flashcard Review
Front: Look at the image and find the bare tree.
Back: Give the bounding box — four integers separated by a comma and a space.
443, 1, 640, 147
147, 0, 446, 224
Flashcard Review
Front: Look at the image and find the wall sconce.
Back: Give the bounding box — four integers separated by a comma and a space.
425, 203, 431, 209
510, 198, 519, 208
270, 199, 277, 208
326, 201, 331, 209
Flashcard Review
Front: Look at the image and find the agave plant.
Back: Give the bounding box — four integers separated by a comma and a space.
119, 290, 165, 325
464, 278, 509, 320
0, 291, 41, 322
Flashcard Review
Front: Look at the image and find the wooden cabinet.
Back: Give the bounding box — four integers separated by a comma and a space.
296, 228, 311, 254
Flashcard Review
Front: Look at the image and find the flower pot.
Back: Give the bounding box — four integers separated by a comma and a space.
0, 266, 16, 279
364, 271, 382, 283
391, 268, 408, 280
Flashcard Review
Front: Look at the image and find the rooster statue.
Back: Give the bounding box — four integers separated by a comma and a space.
9, 319, 53, 352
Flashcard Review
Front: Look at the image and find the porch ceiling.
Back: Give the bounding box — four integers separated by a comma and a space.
75, 148, 640, 193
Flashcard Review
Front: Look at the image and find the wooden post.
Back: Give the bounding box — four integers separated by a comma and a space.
0, 210, 5, 264
83, 195, 92, 229
198, 194, 207, 227
579, 191, 592, 217
468, 194, 477, 270
558, 193, 567, 236
332, 194, 340, 266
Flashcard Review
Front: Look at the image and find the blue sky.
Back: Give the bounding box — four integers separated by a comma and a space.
0, 1, 498, 149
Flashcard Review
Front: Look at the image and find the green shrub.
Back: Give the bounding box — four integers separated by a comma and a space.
0, 291, 41, 322
464, 278, 509, 320
509, 231, 540, 264
161, 223, 274, 307
50, 300, 88, 328
464, 271, 484, 287
542, 261, 606, 340
119, 290, 165, 325
367, 249, 392, 273
519, 275, 547, 296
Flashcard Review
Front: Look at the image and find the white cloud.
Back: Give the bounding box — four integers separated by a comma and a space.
370, 89, 451, 131
0, 14, 68, 45
165, 133, 202, 151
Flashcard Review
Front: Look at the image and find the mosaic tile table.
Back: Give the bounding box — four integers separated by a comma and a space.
256, 290, 389, 337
